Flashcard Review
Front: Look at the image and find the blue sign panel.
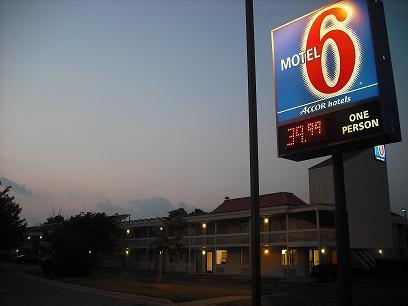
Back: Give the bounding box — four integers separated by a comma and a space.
374, 145, 386, 161
272, 0, 379, 126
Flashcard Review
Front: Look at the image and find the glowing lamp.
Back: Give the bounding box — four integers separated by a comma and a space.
264, 248, 270, 255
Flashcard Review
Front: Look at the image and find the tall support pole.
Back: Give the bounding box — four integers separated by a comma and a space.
245, 0, 261, 305
332, 152, 353, 306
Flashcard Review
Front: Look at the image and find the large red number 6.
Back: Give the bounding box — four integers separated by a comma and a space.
304, 5, 360, 97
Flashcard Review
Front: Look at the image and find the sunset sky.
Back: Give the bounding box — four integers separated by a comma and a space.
1, 0, 407, 225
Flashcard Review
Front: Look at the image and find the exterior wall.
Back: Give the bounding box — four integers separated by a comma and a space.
309, 166, 334, 204
261, 247, 286, 277
391, 215, 408, 259
309, 149, 393, 249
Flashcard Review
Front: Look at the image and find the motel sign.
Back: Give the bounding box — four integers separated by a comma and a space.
271, 0, 401, 161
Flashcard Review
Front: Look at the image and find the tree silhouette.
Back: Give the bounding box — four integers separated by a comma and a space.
48, 212, 116, 276
0, 182, 27, 251
45, 214, 65, 225
153, 208, 187, 283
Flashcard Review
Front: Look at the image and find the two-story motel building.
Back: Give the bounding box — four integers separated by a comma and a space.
101, 149, 403, 277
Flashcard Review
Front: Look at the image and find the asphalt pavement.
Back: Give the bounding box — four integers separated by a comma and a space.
0, 266, 171, 306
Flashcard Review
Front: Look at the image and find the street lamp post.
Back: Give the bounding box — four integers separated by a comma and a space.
402, 208, 407, 220
245, 0, 261, 305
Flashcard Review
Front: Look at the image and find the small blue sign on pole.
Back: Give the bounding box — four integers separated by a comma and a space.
374, 145, 386, 162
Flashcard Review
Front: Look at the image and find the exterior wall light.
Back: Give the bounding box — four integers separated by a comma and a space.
125, 249, 129, 255
126, 229, 130, 234
39, 235, 43, 239
264, 248, 270, 255
264, 217, 269, 224
202, 250, 206, 255
159, 250, 163, 255
378, 249, 383, 255
28, 236, 31, 240
89, 250, 92, 254
160, 226, 163, 231
321, 248, 326, 254
202, 223, 207, 229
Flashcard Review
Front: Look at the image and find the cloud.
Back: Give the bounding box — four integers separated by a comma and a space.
96, 198, 127, 215
0, 177, 195, 224
0, 177, 33, 196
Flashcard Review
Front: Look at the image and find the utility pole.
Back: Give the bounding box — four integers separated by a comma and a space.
245, 0, 261, 305
332, 152, 353, 306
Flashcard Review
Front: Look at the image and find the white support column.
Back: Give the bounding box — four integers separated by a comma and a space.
248, 217, 252, 274
214, 222, 217, 273
286, 213, 289, 278
316, 209, 321, 249
188, 223, 191, 273
146, 227, 149, 269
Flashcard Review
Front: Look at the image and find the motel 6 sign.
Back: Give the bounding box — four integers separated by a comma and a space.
271, 0, 401, 161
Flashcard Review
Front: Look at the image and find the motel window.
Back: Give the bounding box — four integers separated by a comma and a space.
281, 249, 298, 266
281, 250, 288, 266
240, 248, 250, 265
313, 250, 320, 266
216, 250, 228, 264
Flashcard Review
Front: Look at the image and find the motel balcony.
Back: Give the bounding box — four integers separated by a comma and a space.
115, 205, 337, 251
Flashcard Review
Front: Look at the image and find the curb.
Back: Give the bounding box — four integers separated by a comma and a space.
176, 295, 250, 306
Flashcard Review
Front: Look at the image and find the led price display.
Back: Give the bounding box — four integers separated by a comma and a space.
285, 119, 326, 148
271, 0, 401, 161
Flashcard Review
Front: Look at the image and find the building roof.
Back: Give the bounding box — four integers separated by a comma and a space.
211, 192, 307, 214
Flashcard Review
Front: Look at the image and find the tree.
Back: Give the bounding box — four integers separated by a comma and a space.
153, 208, 187, 283
48, 212, 115, 276
189, 208, 207, 216
0, 182, 27, 251
45, 214, 65, 225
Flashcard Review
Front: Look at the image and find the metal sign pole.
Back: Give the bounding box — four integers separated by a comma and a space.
332, 152, 353, 306
245, 0, 261, 305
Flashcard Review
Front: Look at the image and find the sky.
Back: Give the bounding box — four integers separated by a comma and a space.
0, 0, 407, 225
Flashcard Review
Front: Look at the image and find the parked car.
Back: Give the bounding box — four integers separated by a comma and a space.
14, 254, 27, 264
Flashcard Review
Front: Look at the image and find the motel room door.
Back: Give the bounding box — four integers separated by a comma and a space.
206, 251, 213, 273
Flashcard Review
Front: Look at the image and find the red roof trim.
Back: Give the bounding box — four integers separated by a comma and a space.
211, 192, 307, 214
